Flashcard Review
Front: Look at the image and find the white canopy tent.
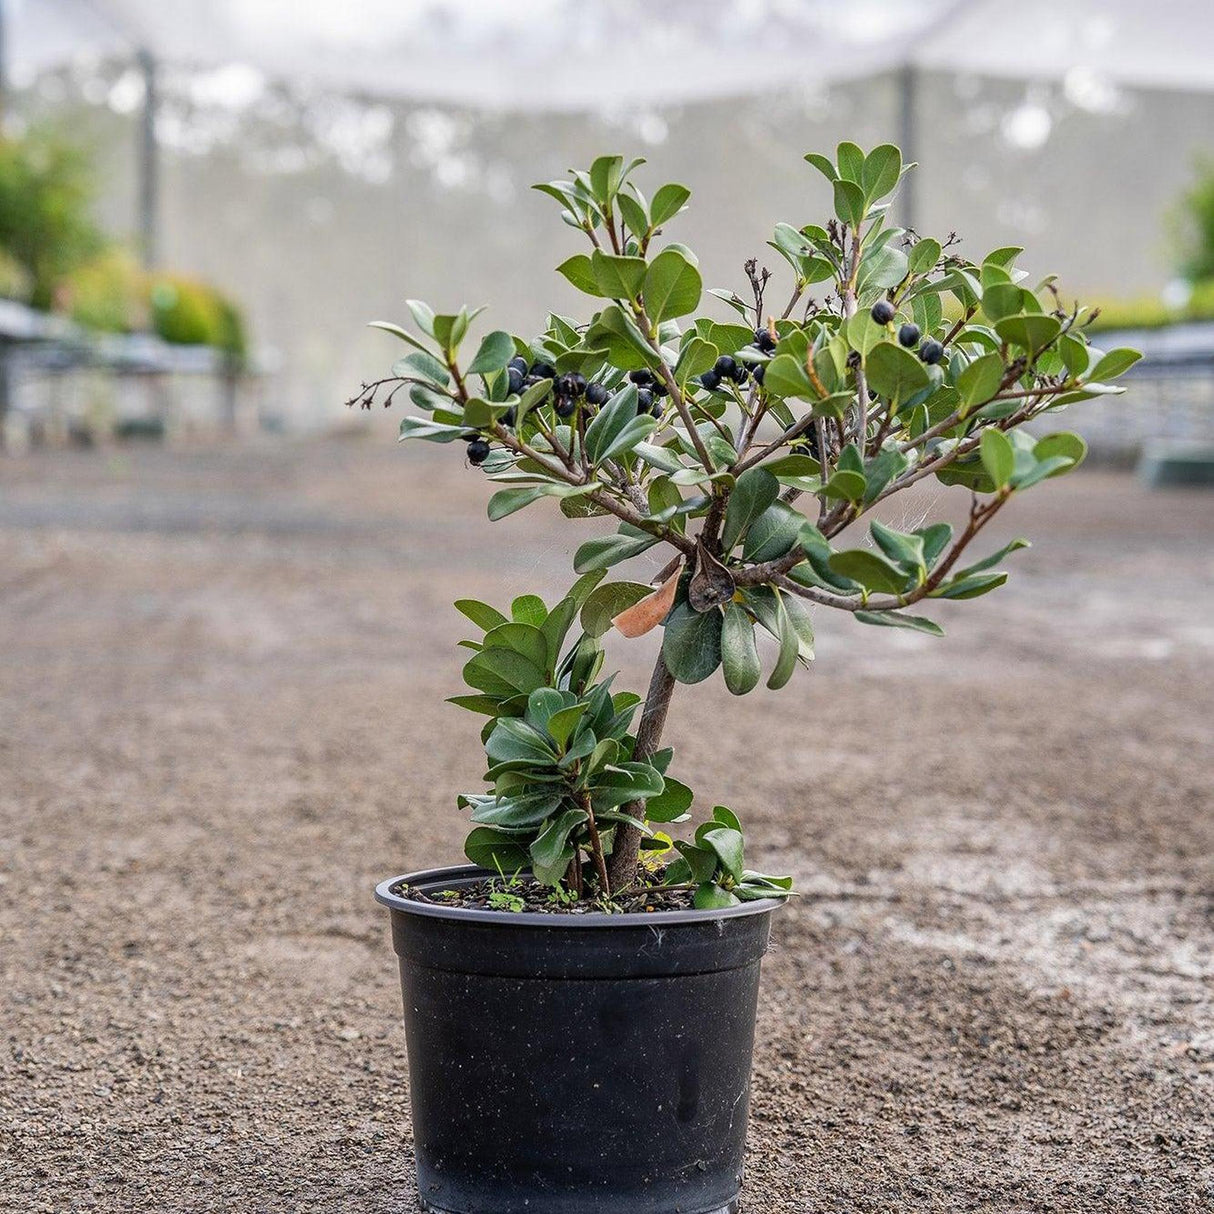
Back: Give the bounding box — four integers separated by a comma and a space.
6, 0, 1212, 266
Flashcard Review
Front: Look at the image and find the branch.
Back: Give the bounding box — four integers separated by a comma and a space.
632, 302, 717, 474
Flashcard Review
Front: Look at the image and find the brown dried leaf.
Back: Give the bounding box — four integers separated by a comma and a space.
612, 573, 679, 638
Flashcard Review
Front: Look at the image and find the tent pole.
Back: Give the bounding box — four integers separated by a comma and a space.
897, 62, 918, 232
0, 0, 8, 129
137, 47, 159, 269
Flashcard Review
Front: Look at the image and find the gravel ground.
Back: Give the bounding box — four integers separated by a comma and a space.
1, 435, 1212, 1213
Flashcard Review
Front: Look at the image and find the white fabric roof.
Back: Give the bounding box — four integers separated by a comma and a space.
12, 0, 1211, 111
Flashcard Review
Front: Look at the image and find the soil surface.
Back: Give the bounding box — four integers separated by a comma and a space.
390, 874, 698, 915
1, 434, 1212, 1213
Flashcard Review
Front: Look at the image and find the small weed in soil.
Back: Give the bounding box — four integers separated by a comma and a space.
393, 872, 697, 915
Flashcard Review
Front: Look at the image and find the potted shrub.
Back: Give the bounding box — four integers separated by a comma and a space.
356, 145, 1139, 1214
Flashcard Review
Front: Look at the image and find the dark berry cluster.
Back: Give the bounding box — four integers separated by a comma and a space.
629, 370, 664, 416
699, 354, 751, 392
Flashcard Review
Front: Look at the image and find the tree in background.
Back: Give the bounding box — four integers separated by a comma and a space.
0, 126, 104, 309
1175, 154, 1214, 284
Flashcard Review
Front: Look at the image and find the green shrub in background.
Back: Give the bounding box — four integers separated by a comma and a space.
0, 126, 105, 309
66, 248, 146, 334
67, 252, 247, 361
149, 275, 247, 360
1175, 154, 1214, 284
0, 126, 247, 360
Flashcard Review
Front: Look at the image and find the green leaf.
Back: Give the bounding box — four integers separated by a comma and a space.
368, 319, 428, 353
580, 581, 654, 637
1089, 347, 1142, 381
742, 502, 805, 562
836, 141, 865, 182
762, 353, 814, 399
584, 384, 640, 464
908, 238, 941, 276
766, 593, 799, 690
545, 704, 586, 748
556, 254, 600, 296
861, 143, 902, 203
720, 602, 761, 696
857, 243, 909, 293
721, 467, 779, 553
803, 152, 838, 183
1033, 431, 1087, 476
392, 349, 450, 384
398, 416, 468, 443
464, 827, 530, 873
485, 717, 557, 765
598, 413, 659, 463
693, 883, 740, 910
466, 330, 514, 376
616, 190, 649, 240
931, 571, 1008, 600
854, 610, 944, 636
585, 303, 660, 369
483, 622, 548, 671
981, 283, 1024, 323
463, 648, 547, 697
650, 182, 691, 226
510, 595, 548, 626
869, 519, 925, 573
644, 247, 702, 322
572, 529, 659, 573
994, 313, 1062, 353
820, 469, 867, 503
979, 428, 1015, 490
865, 341, 930, 409
828, 549, 911, 595
486, 483, 587, 521
675, 335, 718, 385
643, 776, 694, 823
530, 808, 588, 879
700, 825, 745, 882
591, 250, 647, 300
833, 178, 866, 227
662, 602, 723, 684
446, 694, 507, 716
1011, 454, 1075, 490
956, 352, 1004, 411
454, 598, 508, 632
952, 537, 1029, 579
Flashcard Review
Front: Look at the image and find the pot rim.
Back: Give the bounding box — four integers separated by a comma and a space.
375, 863, 784, 928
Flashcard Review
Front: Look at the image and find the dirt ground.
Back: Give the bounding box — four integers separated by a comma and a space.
1, 434, 1211, 1213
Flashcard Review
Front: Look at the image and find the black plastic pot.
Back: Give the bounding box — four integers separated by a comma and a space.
375, 864, 781, 1214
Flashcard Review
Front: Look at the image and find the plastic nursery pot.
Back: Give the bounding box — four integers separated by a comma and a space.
375, 864, 783, 1214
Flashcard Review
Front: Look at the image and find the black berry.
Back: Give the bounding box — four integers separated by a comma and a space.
555, 396, 577, 419
508, 355, 528, 375
699, 370, 721, 391
629, 369, 655, 387
467, 438, 490, 465
529, 361, 556, 379
919, 340, 944, 365
556, 372, 586, 398
651, 380, 669, 397
752, 363, 765, 385
585, 382, 609, 406
635, 388, 654, 414
754, 327, 777, 353
507, 366, 525, 394
898, 323, 920, 348
713, 355, 736, 378
500, 407, 516, 428
730, 361, 749, 383
871, 300, 895, 325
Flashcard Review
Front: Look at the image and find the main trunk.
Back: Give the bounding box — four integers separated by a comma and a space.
605, 651, 677, 890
